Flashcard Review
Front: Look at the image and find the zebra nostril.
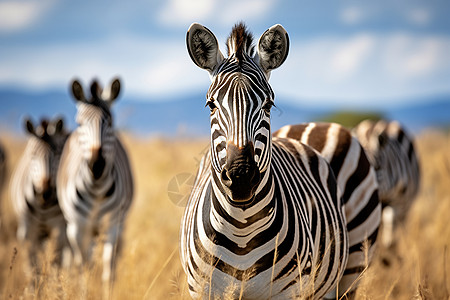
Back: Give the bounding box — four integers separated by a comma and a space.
221, 169, 232, 187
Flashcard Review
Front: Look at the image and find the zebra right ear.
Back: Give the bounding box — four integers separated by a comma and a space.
49, 117, 64, 135
71, 79, 86, 102
186, 23, 224, 74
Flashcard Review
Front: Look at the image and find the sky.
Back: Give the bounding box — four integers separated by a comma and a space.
1, 0, 450, 109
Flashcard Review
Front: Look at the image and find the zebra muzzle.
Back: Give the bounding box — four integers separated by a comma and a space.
89, 147, 106, 180
221, 143, 261, 202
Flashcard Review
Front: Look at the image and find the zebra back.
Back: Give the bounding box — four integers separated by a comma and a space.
274, 122, 381, 298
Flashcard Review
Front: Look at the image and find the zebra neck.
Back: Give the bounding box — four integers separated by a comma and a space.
79, 163, 114, 197
210, 167, 276, 225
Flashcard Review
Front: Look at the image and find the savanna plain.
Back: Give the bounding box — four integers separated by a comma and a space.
0, 130, 449, 299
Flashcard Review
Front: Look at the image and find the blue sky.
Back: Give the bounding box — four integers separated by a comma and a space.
1, 0, 450, 109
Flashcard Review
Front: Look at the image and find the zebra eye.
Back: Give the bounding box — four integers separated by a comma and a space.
262, 100, 274, 113
205, 99, 218, 114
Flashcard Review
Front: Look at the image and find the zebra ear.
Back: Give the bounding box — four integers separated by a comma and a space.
378, 132, 388, 148
108, 78, 121, 102
51, 118, 64, 134
186, 23, 224, 74
71, 79, 86, 103
24, 118, 35, 135
256, 24, 289, 75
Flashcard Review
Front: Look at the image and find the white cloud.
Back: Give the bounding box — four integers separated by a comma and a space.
270, 33, 450, 107
0, 35, 209, 99
330, 34, 374, 80
0, 0, 55, 33
1, 31, 450, 108
382, 34, 450, 80
157, 0, 277, 27
340, 6, 365, 25
158, 0, 214, 27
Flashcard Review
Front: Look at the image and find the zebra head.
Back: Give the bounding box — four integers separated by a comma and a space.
24, 117, 67, 207
70, 78, 120, 180
187, 23, 289, 202
354, 120, 409, 201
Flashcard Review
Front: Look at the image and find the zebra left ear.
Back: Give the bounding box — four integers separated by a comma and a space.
24, 118, 35, 136
108, 78, 121, 102
256, 24, 289, 76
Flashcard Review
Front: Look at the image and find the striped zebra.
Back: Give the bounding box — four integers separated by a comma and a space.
353, 120, 420, 247
274, 122, 381, 298
10, 117, 70, 269
57, 78, 133, 290
181, 23, 349, 299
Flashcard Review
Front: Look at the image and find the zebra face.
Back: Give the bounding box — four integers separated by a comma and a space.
25, 118, 67, 206
187, 23, 289, 202
71, 79, 120, 180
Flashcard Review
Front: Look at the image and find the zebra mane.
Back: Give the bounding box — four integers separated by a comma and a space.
226, 22, 255, 62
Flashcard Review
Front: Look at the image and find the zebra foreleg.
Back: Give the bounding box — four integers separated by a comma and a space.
66, 222, 92, 267
101, 224, 123, 300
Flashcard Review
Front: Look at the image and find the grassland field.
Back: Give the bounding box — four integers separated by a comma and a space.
0, 130, 449, 299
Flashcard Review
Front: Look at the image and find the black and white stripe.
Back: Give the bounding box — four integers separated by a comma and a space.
57, 78, 133, 288
181, 23, 349, 299
353, 119, 420, 247
274, 122, 381, 297
10, 117, 69, 268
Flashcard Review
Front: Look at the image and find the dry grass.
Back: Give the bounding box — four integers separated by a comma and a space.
0, 130, 449, 299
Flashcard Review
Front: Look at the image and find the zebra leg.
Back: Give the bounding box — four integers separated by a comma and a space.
102, 224, 123, 298
381, 206, 395, 248
66, 222, 90, 266
54, 223, 72, 268
17, 219, 41, 275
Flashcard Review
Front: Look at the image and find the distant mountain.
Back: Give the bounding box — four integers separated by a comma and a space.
0, 88, 448, 137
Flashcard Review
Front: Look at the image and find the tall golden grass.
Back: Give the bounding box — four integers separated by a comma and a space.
0, 130, 449, 299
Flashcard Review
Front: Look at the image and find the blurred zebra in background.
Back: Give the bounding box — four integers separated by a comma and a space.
353, 120, 420, 248
274, 122, 381, 298
181, 23, 349, 299
0, 140, 6, 202
57, 78, 133, 294
10, 117, 70, 270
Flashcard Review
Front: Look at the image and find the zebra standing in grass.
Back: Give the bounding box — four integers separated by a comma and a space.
274, 122, 381, 298
181, 23, 350, 299
10, 117, 69, 268
57, 78, 133, 290
353, 120, 420, 247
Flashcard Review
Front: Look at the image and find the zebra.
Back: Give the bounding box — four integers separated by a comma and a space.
273, 122, 381, 298
10, 117, 70, 270
57, 78, 133, 293
353, 119, 420, 248
181, 23, 350, 299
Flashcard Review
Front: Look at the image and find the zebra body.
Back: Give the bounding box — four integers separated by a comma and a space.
57, 78, 133, 287
181, 23, 349, 299
274, 122, 381, 297
353, 119, 420, 247
10, 117, 69, 267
